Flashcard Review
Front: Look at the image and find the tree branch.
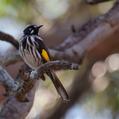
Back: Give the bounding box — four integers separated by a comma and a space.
31, 60, 79, 80
0, 60, 79, 119
0, 51, 22, 66
0, 66, 19, 93
52, 0, 119, 63
85, 0, 113, 4
0, 31, 19, 49
0, 0, 118, 119
44, 1, 119, 119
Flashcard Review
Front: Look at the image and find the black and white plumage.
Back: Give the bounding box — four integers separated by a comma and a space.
19, 25, 69, 101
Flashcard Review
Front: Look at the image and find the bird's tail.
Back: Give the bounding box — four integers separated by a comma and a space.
46, 70, 69, 101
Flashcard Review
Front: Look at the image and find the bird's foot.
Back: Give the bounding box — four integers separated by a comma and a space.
30, 70, 38, 80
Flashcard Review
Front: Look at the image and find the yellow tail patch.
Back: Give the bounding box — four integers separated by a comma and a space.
41, 49, 50, 61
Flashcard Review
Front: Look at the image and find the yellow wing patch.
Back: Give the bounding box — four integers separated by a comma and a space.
41, 49, 50, 61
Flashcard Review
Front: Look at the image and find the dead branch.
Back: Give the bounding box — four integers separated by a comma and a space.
0, 60, 79, 119
85, 0, 113, 4
15, 61, 79, 102
0, 51, 22, 66
31, 60, 79, 80
0, 31, 19, 49
0, 0, 118, 119
0, 59, 79, 101
44, 1, 119, 119
52, 0, 119, 63
0, 0, 118, 64
0, 31, 82, 65
0, 66, 19, 92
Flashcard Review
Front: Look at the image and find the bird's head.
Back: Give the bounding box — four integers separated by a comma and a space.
23, 24, 43, 35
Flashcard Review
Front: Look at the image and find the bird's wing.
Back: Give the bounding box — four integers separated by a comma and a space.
41, 49, 50, 61
33, 36, 51, 62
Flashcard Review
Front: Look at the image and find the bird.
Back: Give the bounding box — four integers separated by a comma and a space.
19, 24, 69, 101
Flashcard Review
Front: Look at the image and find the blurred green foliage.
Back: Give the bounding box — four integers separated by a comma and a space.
0, 0, 115, 25
0, 0, 35, 22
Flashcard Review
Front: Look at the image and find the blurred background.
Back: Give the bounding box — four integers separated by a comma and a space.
0, 0, 118, 119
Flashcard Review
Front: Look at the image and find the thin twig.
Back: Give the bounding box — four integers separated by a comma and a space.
85, 0, 113, 4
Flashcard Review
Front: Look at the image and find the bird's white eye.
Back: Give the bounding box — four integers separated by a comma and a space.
30, 29, 34, 34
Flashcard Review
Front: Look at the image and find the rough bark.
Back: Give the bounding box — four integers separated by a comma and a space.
0, 0, 118, 119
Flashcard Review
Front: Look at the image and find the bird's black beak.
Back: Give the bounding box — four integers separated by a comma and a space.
37, 25, 43, 29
